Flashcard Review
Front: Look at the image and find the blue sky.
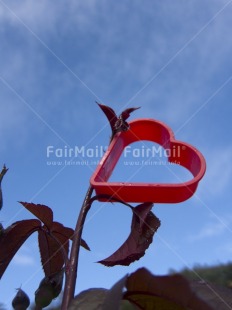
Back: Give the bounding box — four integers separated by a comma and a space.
0, 0, 232, 308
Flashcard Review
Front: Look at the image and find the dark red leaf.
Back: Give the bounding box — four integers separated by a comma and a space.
114, 118, 130, 133
114, 107, 140, 134
124, 268, 213, 310
38, 229, 63, 276
0, 164, 8, 210
51, 222, 73, 239
0, 223, 4, 237
20, 202, 53, 229
52, 221, 90, 250
0, 189, 2, 210
97, 102, 117, 133
120, 107, 140, 121
38, 221, 88, 276
80, 238, 91, 251
0, 165, 8, 183
97, 103, 140, 137
98, 203, 160, 267
0, 219, 41, 279
38, 223, 70, 276
133, 202, 154, 230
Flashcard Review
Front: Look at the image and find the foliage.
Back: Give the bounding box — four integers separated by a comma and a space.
0, 104, 218, 309
171, 262, 232, 289
98, 202, 160, 266
0, 164, 8, 210
69, 268, 213, 310
96, 102, 140, 140
0, 202, 89, 280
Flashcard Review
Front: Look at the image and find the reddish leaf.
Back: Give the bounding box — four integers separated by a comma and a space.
20, 202, 53, 229
0, 223, 4, 236
62, 225, 90, 251
51, 221, 90, 250
0, 219, 41, 279
97, 103, 140, 137
38, 221, 89, 276
38, 230, 62, 276
120, 107, 140, 121
124, 268, 213, 310
114, 118, 130, 133
114, 107, 140, 134
98, 203, 160, 267
0, 164, 8, 210
51, 222, 73, 239
38, 223, 70, 276
97, 102, 117, 132
133, 202, 154, 230
80, 238, 91, 251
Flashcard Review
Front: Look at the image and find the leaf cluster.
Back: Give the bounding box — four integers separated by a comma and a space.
0, 104, 217, 309
70, 268, 214, 310
0, 202, 88, 280
97, 102, 140, 140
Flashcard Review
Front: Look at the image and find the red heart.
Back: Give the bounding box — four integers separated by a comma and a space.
90, 119, 206, 203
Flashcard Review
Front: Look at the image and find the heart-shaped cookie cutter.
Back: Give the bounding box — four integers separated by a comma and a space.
90, 118, 206, 203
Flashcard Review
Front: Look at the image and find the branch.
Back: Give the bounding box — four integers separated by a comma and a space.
61, 185, 94, 309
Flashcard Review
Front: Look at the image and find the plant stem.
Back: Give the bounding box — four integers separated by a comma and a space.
61, 185, 94, 309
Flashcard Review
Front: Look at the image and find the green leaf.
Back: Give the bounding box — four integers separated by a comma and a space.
35, 269, 64, 307
119, 300, 140, 310
102, 275, 128, 310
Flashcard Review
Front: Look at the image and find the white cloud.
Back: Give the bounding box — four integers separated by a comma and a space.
12, 253, 35, 266
0, 0, 231, 153
0, 0, 100, 36
187, 214, 232, 242
0, 1, 60, 34
187, 222, 225, 242
122, 1, 232, 124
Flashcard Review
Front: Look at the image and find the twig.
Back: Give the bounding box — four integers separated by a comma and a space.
61, 185, 94, 309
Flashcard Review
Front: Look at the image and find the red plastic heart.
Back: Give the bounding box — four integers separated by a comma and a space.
90, 118, 206, 203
